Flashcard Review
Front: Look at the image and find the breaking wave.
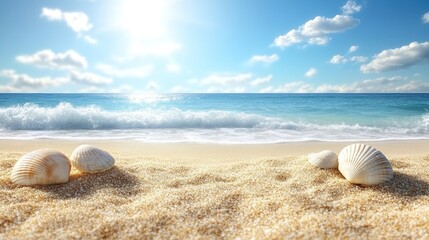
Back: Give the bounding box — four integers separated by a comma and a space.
0, 102, 427, 142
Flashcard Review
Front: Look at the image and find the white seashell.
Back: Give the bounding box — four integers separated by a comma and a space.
11, 149, 71, 186
308, 150, 338, 169
70, 145, 115, 173
338, 144, 393, 185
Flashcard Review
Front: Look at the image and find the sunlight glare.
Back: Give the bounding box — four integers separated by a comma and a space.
116, 0, 170, 39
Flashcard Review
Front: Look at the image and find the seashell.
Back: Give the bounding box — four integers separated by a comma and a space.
11, 149, 71, 186
338, 144, 393, 185
70, 145, 115, 173
308, 150, 338, 169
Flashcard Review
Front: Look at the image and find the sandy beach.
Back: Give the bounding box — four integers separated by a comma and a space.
0, 140, 428, 239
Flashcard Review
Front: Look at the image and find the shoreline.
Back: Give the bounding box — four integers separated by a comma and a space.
1, 139, 428, 161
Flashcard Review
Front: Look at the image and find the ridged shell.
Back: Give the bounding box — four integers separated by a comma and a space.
338, 144, 393, 185
11, 149, 71, 186
70, 145, 115, 173
308, 150, 338, 169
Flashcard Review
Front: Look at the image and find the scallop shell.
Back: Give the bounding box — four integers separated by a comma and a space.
338, 144, 393, 185
70, 145, 115, 173
11, 149, 71, 186
308, 150, 338, 169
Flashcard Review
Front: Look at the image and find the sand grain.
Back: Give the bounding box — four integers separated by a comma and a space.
1, 140, 428, 239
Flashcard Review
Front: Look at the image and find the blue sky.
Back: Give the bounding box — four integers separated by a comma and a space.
0, 0, 428, 93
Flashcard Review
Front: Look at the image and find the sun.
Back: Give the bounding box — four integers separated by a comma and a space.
115, 0, 170, 39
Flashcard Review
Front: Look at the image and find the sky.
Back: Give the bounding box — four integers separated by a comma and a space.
0, 0, 429, 93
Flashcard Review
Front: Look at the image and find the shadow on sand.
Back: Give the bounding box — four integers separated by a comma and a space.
35, 166, 141, 199
372, 171, 429, 198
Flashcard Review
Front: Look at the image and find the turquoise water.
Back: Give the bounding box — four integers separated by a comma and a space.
0, 93, 428, 143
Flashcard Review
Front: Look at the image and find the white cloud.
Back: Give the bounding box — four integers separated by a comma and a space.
249, 54, 279, 64
274, 15, 359, 47
260, 76, 429, 93
350, 55, 368, 63
41, 7, 95, 44
83, 35, 97, 44
200, 73, 253, 86
62, 12, 93, 33
361, 41, 429, 73
330, 55, 348, 64
0, 69, 68, 91
330, 45, 367, 65
349, 45, 359, 53
0, 85, 19, 92
16, 49, 87, 70
422, 11, 429, 23
166, 63, 181, 73
69, 71, 112, 85
41, 8, 93, 34
41, 8, 62, 20
96, 63, 153, 78
274, 29, 304, 47
305, 68, 317, 78
330, 54, 367, 64
145, 81, 159, 91
394, 80, 429, 92
316, 76, 406, 93
342, 0, 362, 15
301, 15, 358, 36
251, 75, 272, 86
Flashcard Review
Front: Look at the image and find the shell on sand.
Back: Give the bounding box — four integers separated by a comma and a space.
70, 145, 115, 173
308, 150, 338, 169
338, 144, 393, 185
11, 149, 71, 186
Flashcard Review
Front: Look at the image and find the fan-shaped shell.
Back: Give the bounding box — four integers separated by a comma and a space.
338, 144, 393, 185
11, 149, 71, 186
308, 150, 338, 169
70, 145, 115, 173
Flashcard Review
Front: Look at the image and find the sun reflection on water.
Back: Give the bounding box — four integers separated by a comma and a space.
127, 93, 182, 104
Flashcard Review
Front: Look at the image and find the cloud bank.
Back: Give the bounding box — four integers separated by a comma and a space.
0, 70, 68, 92
16, 49, 87, 70
190, 73, 272, 93
361, 41, 429, 73
69, 71, 112, 85
260, 76, 429, 93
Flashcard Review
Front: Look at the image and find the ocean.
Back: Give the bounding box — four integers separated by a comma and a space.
0, 93, 428, 143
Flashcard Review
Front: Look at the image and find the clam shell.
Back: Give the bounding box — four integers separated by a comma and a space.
70, 145, 115, 173
11, 149, 71, 186
308, 150, 338, 169
338, 144, 393, 185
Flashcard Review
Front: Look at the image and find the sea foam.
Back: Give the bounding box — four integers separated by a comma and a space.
0, 102, 428, 143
